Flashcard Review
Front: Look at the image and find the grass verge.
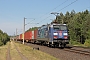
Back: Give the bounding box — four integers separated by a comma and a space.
10, 41, 22, 60
0, 42, 9, 60
15, 42, 59, 60
0, 41, 59, 60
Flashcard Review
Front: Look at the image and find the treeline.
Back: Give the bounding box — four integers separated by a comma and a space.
26, 10, 90, 46
0, 30, 10, 46
55, 10, 90, 46
26, 27, 38, 32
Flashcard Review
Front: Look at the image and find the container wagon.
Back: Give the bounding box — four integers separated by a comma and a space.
24, 30, 38, 43
24, 31, 32, 42
19, 34, 23, 41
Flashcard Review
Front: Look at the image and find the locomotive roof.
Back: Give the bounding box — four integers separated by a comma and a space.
39, 23, 67, 29
52, 23, 66, 25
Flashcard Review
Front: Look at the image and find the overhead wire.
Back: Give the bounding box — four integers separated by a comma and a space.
39, 5, 90, 25
28, 0, 78, 28
37, 0, 78, 25
57, 0, 78, 12
35, 0, 69, 25
37, 0, 69, 19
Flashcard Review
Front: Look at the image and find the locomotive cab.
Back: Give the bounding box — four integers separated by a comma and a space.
48, 24, 69, 47
53, 24, 68, 40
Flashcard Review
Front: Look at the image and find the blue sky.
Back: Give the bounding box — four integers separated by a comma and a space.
0, 0, 90, 35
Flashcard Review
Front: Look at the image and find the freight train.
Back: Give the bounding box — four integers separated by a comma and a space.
17, 23, 69, 47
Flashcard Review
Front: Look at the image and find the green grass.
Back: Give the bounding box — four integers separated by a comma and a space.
10, 41, 22, 60
15, 42, 59, 60
84, 39, 90, 47
0, 41, 59, 60
0, 42, 9, 60
69, 40, 90, 47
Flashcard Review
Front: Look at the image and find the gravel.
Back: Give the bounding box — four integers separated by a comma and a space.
25, 43, 90, 60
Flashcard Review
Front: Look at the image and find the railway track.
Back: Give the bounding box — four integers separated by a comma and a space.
17, 41, 90, 56
24, 41, 90, 56
64, 48, 90, 56
16, 41, 90, 60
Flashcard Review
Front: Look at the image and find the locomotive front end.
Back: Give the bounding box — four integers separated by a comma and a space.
52, 24, 69, 47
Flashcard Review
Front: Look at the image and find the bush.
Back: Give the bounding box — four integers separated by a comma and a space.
0, 30, 10, 46
69, 40, 81, 45
0, 41, 3, 46
84, 39, 90, 47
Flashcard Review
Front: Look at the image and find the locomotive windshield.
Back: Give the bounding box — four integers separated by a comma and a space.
53, 25, 67, 30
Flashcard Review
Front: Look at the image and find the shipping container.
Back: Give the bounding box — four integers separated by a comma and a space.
20, 34, 22, 39
32, 31, 34, 39
19, 34, 23, 41
24, 31, 32, 42
17, 35, 19, 39
34, 30, 38, 40
19, 35, 20, 39
22, 34, 23, 40
29, 31, 32, 40
25, 31, 29, 40
21, 30, 38, 42
30, 30, 38, 43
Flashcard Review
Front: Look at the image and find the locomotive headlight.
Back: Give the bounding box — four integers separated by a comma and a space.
63, 33, 68, 35
53, 33, 58, 35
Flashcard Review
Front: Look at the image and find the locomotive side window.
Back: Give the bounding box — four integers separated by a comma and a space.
53, 25, 59, 30
53, 25, 67, 30
60, 25, 67, 30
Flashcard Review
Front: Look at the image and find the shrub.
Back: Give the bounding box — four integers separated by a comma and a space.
69, 40, 81, 45
84, 39, 90, 47
0, 40, 3, 46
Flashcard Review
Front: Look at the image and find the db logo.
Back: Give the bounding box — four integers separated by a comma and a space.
59, 31, 62, 36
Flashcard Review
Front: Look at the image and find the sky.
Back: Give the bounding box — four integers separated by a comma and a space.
0, 0, 90, 35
